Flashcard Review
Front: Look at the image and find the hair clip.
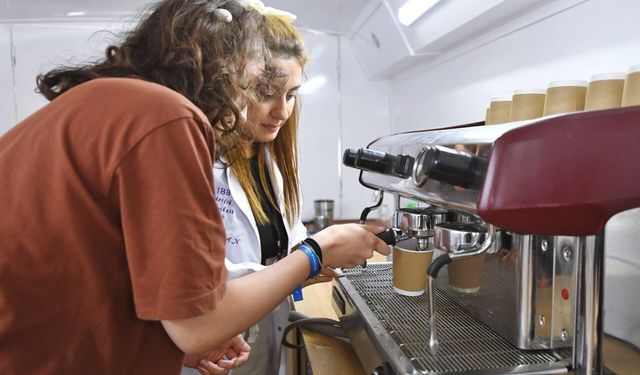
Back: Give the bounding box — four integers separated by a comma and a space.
213, 8, 233, 23
237, 0, 297, 23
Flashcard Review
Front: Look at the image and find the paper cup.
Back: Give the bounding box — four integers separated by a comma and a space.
486, 96, 512, 125
622, 65, 640, 107
392, 243, 434, 296
584, 73, 626, 110
447, 253, 486, 293
543, 80, 588, 116
510, 89, 546, 121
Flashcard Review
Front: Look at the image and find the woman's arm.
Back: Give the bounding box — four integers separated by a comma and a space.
162, 223, 389, 354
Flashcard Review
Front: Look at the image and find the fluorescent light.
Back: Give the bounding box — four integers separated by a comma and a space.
398, 0, 440, 26
299, 76, 327, 95
66, 11, 86, 17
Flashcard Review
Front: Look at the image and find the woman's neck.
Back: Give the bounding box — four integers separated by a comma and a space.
242, 143, 258, 158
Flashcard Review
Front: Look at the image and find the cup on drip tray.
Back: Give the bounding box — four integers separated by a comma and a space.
542, 80, 588, 116
509, 89, 546, 121
447, 253, 486, 293
392, 238, 434, 296
584, 73, 626, 110
622, 65, 640, 107
485, 96, 512, 125
443, 214, 486, 293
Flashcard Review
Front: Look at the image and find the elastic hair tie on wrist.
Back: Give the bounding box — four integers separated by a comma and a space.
302, 238, 322, 265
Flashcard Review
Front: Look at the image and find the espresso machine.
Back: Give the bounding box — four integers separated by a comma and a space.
332, 106, 640, 374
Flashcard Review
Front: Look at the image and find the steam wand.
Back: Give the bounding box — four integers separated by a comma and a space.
425, 224, 495, 356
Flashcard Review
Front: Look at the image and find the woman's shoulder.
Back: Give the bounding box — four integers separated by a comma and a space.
73, 78, 208, 124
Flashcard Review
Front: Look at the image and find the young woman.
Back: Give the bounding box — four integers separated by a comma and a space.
209, 10, 328, 375
0, 1, 390, 374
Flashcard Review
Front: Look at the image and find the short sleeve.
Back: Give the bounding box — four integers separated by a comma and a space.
111, 117, 227, 320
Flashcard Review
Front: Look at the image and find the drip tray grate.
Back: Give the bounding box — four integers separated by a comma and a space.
342, 263, 569, 374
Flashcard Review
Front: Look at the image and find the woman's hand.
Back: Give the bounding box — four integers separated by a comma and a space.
183, 334, 251, 375
301, 266, 337, 287
310, 224, 390, 269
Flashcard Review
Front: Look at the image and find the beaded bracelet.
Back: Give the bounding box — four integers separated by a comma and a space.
302, 237, 323, 265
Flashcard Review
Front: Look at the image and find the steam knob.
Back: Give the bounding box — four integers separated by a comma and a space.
342, 148, 414, 179
412, 146, 488, 189
343, 148, 358, 168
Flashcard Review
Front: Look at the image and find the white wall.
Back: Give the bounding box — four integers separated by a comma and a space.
385, 0, 640, 348
338, 35, 392, 220
0, 24, 15, 133
11, 23, 127, 122
297, 31, 342, 221
390, 0, 640, 131
295, 31, 392, 221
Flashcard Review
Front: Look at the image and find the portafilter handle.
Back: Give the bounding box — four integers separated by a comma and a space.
376, 228, 400, 246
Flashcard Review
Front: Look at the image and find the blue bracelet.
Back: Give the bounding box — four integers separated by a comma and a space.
298, 243, 321, 279
292, 244, 322, 301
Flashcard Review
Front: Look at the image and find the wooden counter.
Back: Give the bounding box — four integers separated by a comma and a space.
291, 254, 389, 375
293, 284, 365, 375
292, 255, 640, 375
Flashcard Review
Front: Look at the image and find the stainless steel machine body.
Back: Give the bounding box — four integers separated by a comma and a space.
332, 264, 572, 375
439, 233, 581, 350
335, 107, 640, 374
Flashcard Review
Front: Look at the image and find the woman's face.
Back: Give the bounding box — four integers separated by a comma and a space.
246, 57, 302, 143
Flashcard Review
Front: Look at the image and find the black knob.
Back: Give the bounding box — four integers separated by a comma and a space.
393, 154, 414, 178
346, 148, 414, 179
418, 146, 488, 189
343, 148, 358, 168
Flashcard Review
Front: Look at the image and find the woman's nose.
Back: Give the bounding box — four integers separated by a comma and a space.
270, 98, 289, 120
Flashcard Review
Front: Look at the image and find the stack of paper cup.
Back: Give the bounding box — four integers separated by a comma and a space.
584, 73, 626, 110
622, 65, 640, 107
542, 80, 588, 116
509, 89, 546, 121
485, 96, 512, 125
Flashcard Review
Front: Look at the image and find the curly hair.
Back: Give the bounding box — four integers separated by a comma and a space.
36, 0, 264, 132
218, 14, 308, 226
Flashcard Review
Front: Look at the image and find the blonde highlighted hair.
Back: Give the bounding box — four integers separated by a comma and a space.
218, 13, 307, 226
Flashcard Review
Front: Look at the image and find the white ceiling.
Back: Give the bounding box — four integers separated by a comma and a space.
0, 0, 372, 35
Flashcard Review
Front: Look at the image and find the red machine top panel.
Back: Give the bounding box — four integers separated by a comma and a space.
477, 106, 640, 236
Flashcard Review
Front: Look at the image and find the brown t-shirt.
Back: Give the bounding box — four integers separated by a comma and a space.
0, 78, 227, 374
